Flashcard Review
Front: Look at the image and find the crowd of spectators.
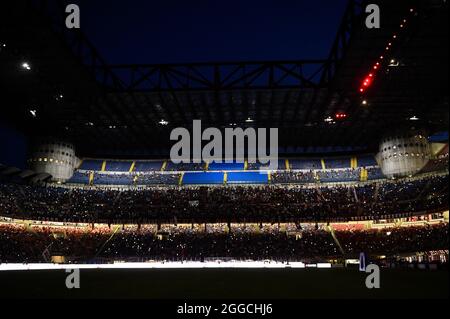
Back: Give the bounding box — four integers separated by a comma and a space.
317, 169, 360, 182
0, 174, 447, 223
272, 171, 315, 184
337, 223, 449, 255
70, 168, 385, 186
136, 173, 180, 185
93, 173, 133, 185
166, 162, 205, 171
0, 222, 447, 263
272, 167, 385, 184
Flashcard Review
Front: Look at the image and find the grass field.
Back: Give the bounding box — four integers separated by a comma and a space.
0, 268, 448, 299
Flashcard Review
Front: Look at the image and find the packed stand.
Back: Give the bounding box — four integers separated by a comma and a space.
271, 171, 315, 184
0, 222, 447, 263
0, 174, 447, 223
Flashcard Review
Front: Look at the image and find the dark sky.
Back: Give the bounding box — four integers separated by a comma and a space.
76, 0, 348, 64
0, 121, 27, 169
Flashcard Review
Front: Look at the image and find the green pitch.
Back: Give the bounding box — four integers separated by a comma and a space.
0, 268, 447, 299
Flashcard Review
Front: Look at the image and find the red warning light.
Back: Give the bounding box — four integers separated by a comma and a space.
335, 112, 347, 120
357, 7, 416, 94
359, 73, 374, 93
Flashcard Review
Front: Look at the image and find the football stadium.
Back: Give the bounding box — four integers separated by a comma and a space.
0, 0, 448, 300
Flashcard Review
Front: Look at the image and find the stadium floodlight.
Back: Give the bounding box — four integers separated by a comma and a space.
389, 59, 399, 67
21, 62, 31, 70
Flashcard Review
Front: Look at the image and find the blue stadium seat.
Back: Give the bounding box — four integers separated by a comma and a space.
227, 172, 268, 184
183, 172, 224, 184
247, 159, 285, 170
105, 161, 132, 172
367, 167, 384, 180
357, 155, 377, 167
208, 161, 244, 171
79, 159, 102, 171
289, 158, 322, 170
134, 161, 164, 172
326, 157, 351, 169
66, 171, 90, 184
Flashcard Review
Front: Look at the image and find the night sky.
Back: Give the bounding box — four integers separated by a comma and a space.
76, 0, 347, 64
1, 0, 348, 168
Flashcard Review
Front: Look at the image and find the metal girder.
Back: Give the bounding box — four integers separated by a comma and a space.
24, 0, 423, 155
96, 60, 336, 92
304, 0, 364, 125
29, 0, 360, 96
96, 0, 363, 95
321, 0, 363, 84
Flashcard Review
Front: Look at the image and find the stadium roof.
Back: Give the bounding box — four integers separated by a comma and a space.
1, 0, 448, 158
